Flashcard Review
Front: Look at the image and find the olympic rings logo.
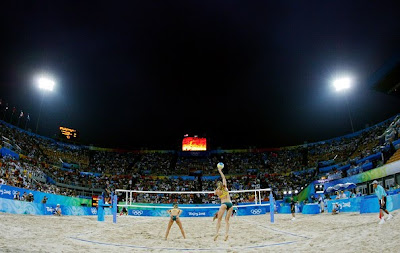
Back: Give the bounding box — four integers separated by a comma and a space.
131, 210, 143, 216
250, 209, 262, 215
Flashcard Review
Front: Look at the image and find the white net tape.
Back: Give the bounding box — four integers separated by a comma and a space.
115, 188, 272, 209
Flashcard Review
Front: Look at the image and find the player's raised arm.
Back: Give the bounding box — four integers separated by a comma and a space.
218, 167, 227, 187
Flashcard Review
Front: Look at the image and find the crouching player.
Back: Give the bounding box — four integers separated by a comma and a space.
332, 203, 340, 215
120, 206, 128, 216
54, 204, 62, 216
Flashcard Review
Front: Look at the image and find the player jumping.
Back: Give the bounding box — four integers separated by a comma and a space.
214, 165, 233, 241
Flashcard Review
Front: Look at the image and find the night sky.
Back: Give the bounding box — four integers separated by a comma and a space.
1, 1, 400, 150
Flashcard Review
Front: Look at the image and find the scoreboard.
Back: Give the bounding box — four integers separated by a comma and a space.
182, 137, 207, 151
92, 195, 100, 207
59, 126, 79, 140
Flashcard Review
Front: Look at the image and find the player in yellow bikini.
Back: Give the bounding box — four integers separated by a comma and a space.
213, 164, 233, 241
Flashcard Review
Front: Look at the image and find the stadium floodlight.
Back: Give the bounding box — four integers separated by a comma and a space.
333, 76, 355, 133
288, 191, 292, 194
35, 74, 56, 133
37, 76, 55, 91
333, 77, 351, 92
295, 190, 298, 194
283, 191, 287, 195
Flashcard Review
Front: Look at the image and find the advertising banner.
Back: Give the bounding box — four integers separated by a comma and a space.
127, 204, 269, 217
0, 197, 112, 216
326, 197, 362, 213
0, 184, 91, 207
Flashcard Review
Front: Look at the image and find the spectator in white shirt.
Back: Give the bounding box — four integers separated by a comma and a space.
54, 204, 62, 216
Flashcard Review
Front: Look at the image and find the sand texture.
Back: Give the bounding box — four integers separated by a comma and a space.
0, 210, 399, 252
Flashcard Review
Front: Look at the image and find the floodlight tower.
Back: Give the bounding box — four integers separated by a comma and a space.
35, 76, 55, 133
333, 77, 354, 133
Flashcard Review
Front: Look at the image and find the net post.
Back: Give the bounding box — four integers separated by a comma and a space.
98, 198, 105, 222
254, 190, 258, 205
269, 191, 274, 223
112, 194, 117, 224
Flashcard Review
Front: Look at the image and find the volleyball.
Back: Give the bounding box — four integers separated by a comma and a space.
217, 162, 224, 170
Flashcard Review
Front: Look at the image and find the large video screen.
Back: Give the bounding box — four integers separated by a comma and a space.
182, 137, 207, 151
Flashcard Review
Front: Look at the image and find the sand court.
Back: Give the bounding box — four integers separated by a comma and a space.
0, 210, 399, 252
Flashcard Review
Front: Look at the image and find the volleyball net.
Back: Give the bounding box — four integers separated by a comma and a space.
115, 188, 274, 218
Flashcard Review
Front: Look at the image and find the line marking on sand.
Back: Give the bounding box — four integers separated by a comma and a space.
68, 217, 310, 251
68, 236, 299, 251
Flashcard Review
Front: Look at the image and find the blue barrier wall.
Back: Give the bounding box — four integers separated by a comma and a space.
0, 147, 19, 160
356, 152, 382, 165
360, 196, 380, 213
0, 184, 92, 206
278, 206, 291, 214
319, 164, 338, 173
319, 152, 381, 174
302, 204, 320, 214
360, 194, 400, 213
0, 198, 112, 216
338, 164, 351, 171
387, 194, 400, 211
326, 193, 400, 213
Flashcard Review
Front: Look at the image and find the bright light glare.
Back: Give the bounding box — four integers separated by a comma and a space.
333, 77, 351, 91
37, 76, 55, 91
283, 191, 287, 195
288, 191, 292, 194
295, 190, 298, 194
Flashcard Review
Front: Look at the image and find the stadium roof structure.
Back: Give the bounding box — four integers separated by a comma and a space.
368, 54, 400, 97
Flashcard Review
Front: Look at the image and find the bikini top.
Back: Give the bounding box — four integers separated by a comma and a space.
219, 188, 229, 198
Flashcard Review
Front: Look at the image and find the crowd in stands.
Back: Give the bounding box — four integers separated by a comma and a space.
135, 153, 173, 175
0, 124, 43, 159
0, 115, 399, 204
41, 141, 90, 168
0, 156, 70, 196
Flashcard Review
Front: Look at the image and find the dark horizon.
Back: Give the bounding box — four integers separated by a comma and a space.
1, 1, 400, 150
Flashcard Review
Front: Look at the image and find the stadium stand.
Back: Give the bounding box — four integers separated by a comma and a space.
1, 114, 400, 203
